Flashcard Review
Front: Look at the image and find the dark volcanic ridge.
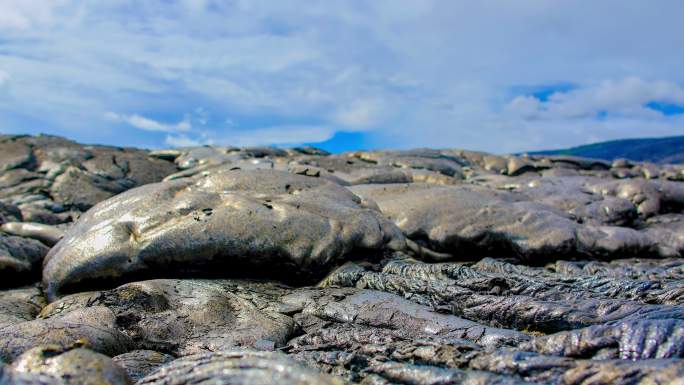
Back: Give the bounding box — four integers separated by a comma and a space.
1, 133, 684, 384
529, 134, 684, 164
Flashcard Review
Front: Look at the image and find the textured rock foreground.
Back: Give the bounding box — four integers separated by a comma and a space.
1, 134, 684, 384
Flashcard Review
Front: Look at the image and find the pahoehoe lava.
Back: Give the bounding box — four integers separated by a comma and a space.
1, 134, 684, 384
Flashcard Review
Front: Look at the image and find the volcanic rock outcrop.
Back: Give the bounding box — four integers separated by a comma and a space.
42, 169, 405, 299
1, 134, 684, 384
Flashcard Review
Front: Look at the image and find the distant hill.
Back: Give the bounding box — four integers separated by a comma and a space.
529, 135, 684, 164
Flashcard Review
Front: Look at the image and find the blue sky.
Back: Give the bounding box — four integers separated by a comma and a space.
1, 1, 683, 153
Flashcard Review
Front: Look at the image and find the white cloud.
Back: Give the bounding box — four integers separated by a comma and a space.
166, 125, 333, 148
506, 77, 684, 121
194, 107, 209, 125
105, 112, 191, 133
229, 125, 334, 147
164, 134, 203, 148
0, 0, 67, 30
0, 70, 9, 86
506, 96, 542, 120
1, 1, 684, 152
333, 98, 386, 129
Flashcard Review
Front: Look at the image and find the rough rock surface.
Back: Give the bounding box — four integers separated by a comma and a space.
0, 135, 176, 225
0, 234, 49, 285
1, 134, 684, 384
0, 306, 132, 361
11, 346, 132, 385
137, 351, 345, 385
0, 286, 45, 330
39, 279, 297, 355
112, 350, 174, 382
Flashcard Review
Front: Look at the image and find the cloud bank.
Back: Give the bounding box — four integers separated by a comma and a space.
0, 0, 683, 152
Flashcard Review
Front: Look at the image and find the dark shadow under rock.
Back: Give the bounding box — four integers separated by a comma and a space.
0, 234, 49, 287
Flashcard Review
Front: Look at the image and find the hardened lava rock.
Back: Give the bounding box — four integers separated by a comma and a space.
0, 234, 49, 285
0, 285, 45, 330
0, 223, 64, 247
0, 365, 59, 385
0, 306, 132, 362
319, 257, 684, 333
11, 345, 132, 385
42, 169, 405, 299
39, 279, 298, 355
351, 181, 683, 261
0, 135, 177, 224
280, 286, 529, 349
111, 350, 174, 382
2, 135, 684, 384
136, 350, 346, 385
289, 259, 684, 384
